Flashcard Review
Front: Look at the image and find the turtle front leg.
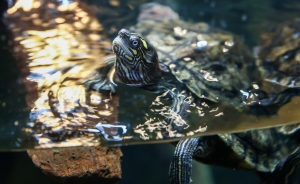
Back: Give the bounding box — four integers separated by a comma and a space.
169, 137, 213, 184
85, 76, 116, 92
84, 56, 116, 92
261, 147, 300, 184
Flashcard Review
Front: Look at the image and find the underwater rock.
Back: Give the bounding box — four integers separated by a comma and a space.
27, 146, 122, 184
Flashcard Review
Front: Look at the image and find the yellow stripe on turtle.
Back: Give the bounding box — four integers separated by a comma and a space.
140, 38, 148, 49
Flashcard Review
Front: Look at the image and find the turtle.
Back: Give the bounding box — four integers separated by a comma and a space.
84, 3, 300, 184
110, 29, 299, 184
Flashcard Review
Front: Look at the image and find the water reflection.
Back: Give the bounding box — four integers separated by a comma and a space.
6, 0, 117, 148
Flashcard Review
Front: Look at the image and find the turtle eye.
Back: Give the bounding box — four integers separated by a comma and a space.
130, 38, 140, 49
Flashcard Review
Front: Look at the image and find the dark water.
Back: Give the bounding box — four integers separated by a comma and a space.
1, 0, 300, 183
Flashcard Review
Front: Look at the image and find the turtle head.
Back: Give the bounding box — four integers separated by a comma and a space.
112, 29, 161, 87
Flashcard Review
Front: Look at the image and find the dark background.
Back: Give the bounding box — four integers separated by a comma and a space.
1, 0, 299, 183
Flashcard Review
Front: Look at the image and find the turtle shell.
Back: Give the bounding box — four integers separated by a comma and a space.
131, 16, 260, 109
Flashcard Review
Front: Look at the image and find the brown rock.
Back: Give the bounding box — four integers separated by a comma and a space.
27, 146, 122, 184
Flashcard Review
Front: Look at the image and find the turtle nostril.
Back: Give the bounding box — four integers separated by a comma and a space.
118, 29, 129, 37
